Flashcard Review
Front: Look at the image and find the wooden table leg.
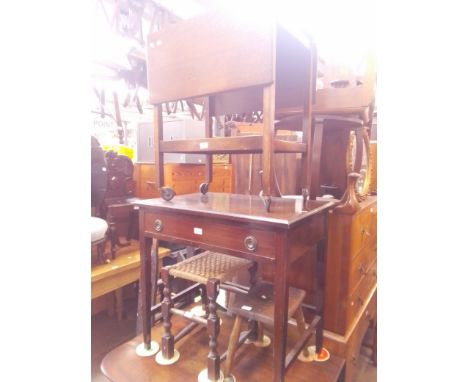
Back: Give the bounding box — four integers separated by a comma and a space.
115, 288, 123, 321
315, 234, 327, 353
273, 243, 289, 382
139, 234, 153, 349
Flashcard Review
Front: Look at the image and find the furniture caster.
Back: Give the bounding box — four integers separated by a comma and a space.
160, 187, 176, 201
199, 182, 209, 195
135, 341, 159, 357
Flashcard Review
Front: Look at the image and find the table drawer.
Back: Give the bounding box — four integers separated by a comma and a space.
143, 210, 277, 260
347, 259, 377, 325
348, 243, 377, 292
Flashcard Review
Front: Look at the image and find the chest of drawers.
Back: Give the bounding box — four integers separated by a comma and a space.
134, 163, 233, 199
324, 196, 377, 335
323, 196, 377, 382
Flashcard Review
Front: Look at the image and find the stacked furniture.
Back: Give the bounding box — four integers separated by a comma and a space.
146, 11, 320, 203
136, 194, 335, 382
101, 9, 377, 382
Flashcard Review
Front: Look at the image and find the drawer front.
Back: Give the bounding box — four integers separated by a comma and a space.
350, 204, 377, 259
143, 210, 277, 260
346, 289, 377, 382
347, 259, 377, 326
348, 243, 377, 293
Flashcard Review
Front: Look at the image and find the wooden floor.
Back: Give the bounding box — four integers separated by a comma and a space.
92, 294, 377, 382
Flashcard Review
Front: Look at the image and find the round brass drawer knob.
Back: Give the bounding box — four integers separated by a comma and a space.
153, 219, 163, 232
244, 236, 258, 252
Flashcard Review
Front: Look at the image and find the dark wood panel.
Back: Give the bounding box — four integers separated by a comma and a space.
143, 210, 278, 262
136, 193, 335, 229
160, 136, 306, 154
147, 11, 274, 104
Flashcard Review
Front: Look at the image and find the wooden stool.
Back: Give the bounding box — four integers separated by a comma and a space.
224, 281, 327, 382
157, 251, 253, 382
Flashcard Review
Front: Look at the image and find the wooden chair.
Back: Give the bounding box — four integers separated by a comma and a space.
224, 281, 329, 382
156, 251, 254, 382
276, 53, 376, 200
146, 11, 320, 208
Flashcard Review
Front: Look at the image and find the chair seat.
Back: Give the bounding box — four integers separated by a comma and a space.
227, 281, 306, 326
168, 251, 252, 284
91, 217, 108, 243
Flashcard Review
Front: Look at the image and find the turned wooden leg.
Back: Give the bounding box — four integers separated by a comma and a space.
206, 278, 221, 381
225, 315, 242, 377
161, 268, 175, 359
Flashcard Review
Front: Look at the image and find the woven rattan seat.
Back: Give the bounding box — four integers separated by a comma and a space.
168, 251, 252, 284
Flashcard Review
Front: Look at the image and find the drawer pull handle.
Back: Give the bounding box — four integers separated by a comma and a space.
153, 219, 163, 232
244, 236, 258, 252
351, 355, 358, 366
361, 228, 371, 237
358, 296, 364, 306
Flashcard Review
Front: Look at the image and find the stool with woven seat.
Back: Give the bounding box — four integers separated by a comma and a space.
157, 250, 254, 382
224, 281, 330, 382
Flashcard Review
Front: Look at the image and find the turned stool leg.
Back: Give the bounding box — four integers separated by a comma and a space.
206, 278, 221, 381
161, 267, 175, 360
225, 315, 242, 378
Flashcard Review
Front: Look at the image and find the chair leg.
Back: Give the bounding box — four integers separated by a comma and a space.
206, 278, 221, 381
225, 315, 242, 378
294, 308, 310, 358
248, 261, 258, 287
161, 268, 175, 360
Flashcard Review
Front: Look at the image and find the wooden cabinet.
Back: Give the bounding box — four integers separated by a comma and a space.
324, 196, 377, 335
134, 163, 233, 199
323, 196, 377, 382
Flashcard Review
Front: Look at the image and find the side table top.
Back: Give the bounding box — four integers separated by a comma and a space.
136, 193, 336, 228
